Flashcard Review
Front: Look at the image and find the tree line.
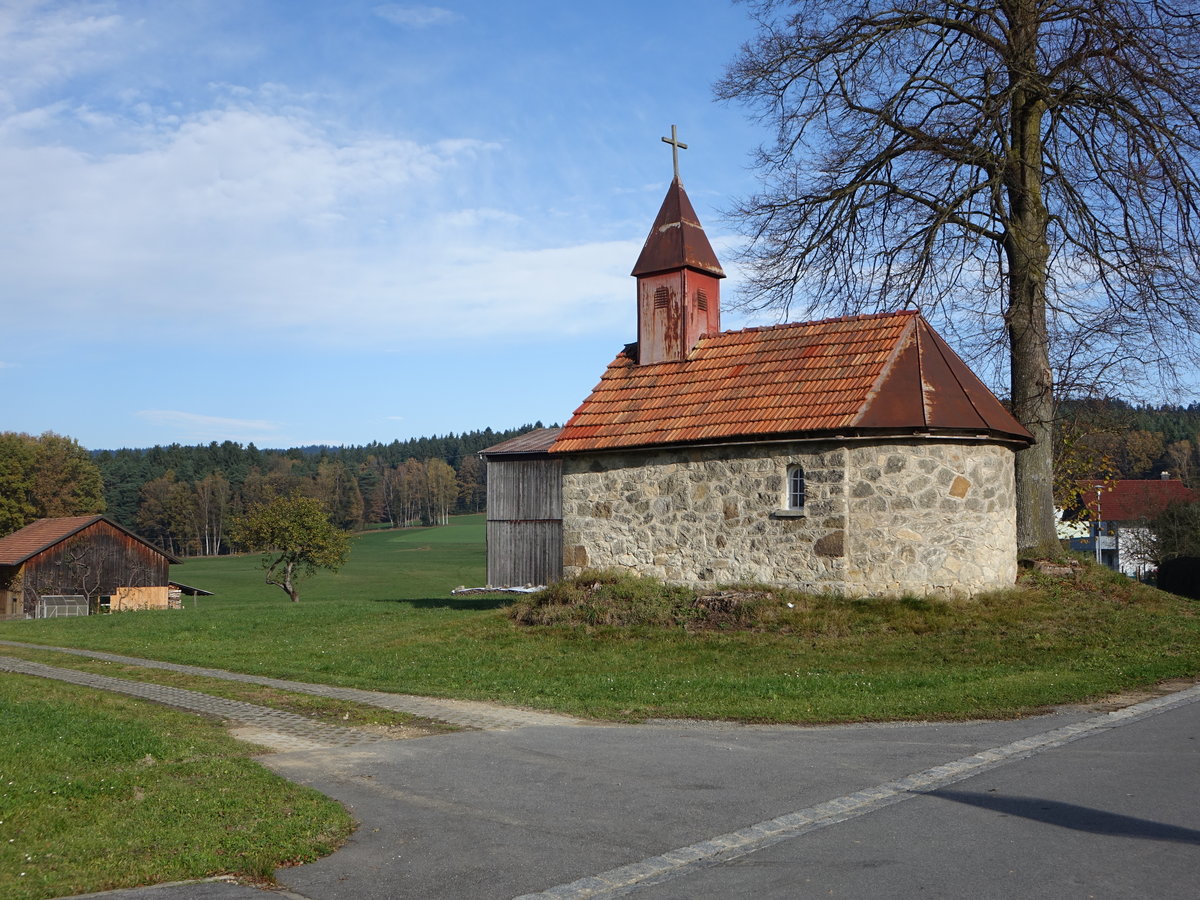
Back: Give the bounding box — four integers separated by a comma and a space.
0, 424, 545, 556
0, 432, 105, 535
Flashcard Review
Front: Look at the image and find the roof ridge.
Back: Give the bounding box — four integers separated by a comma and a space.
702, 309, 918, 341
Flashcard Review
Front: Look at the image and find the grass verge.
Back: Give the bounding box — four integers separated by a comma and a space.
0, 674, 352, 900
0, 644, 453, 734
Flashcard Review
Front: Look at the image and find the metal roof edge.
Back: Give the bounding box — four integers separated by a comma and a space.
851, 314, 920, 428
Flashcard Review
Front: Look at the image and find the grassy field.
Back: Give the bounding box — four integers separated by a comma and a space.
0, 674, 351, 900
1, 514, 1198, 724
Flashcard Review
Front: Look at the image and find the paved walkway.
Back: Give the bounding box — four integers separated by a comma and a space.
0, 640, 586, 739
0, 654, 396, 751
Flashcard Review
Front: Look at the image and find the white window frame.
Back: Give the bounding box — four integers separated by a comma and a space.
774, 464, 808, 518
787, 465, 806, 511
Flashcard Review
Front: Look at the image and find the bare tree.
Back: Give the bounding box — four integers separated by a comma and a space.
425, 459, 458, 526
193, 472, 232, 555
718, 0, 1200, 553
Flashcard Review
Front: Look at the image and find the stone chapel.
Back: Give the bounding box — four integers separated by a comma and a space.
482, 159, 1033, 598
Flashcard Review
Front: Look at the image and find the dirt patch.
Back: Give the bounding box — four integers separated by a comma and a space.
1060, 677, 1200, 714
351, 721, 448, 740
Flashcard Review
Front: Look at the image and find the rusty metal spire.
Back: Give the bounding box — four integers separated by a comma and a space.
661, 124, 687, 180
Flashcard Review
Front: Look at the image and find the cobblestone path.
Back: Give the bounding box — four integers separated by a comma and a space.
0, 640, 587, 744
0, 654, 402, 751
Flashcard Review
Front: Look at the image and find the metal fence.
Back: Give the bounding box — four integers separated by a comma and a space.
36, 595, 89, 618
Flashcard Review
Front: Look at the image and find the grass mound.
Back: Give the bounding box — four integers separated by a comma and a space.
507, 562, 1197, 639
501, 571, 912, 633
507, 569, 700, 627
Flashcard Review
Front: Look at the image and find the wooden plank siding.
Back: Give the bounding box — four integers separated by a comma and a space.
0, 520, 173, 618
485, 458, 563, 587
486, 521, 563, 588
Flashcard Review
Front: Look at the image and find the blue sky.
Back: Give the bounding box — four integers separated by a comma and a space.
1, 0, 777, 450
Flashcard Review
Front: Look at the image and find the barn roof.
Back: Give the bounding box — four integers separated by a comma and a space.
1079, 479, 1197, 522
479, 427, 564, 459
0, 516, 180, 566
550, 310, 1033, 454
169, 581, 214, 596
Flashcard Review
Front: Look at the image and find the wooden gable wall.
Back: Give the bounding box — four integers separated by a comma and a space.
2, 520, 172, 617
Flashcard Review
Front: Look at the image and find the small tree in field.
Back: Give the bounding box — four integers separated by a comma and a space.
230, 494, 350, 602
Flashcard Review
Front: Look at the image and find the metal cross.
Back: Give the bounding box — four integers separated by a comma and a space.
661, 124, 688, 180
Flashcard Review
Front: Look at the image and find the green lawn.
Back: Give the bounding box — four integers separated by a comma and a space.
1, 514, 1197, 723
0, 674, 351, 900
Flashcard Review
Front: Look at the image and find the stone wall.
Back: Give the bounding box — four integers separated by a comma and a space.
843, 442, 1016, 597
560, 438, 1017, 597
562, 442, 848, 590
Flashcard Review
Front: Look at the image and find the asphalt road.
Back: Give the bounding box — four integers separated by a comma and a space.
69, 683, 1200, 900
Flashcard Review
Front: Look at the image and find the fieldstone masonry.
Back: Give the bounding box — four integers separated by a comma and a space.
561, 439, 1016, 597
843, 442, 1015, 596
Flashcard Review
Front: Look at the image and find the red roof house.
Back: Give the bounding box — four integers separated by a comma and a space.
1071, 477, 1198, 579
484, 164, 1031, 597
1079, 478, 1197, 523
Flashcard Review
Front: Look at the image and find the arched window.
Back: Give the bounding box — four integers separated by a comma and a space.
787, 465, 806, 510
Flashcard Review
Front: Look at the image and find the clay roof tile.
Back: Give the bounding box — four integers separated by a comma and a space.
550, 311, 1032, 454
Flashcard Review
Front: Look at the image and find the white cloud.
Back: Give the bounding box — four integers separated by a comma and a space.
0, 87, 654, 350
0, 361, 16, 369
372, 4, 461, 28
434, 207, 524, 229
0, 4, 741, 361
0, 1, 123, 110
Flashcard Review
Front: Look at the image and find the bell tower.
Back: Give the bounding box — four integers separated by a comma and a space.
631, 126, 725, 365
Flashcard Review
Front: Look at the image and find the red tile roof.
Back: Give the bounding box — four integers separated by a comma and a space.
1079, 479, 1198, 522
0, 516, 178, 566
550, 311, 1033, 454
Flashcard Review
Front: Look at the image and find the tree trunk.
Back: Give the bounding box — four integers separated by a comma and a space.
285, 560, 300, 602
267, 559, 302, 602
1008, 274, 1058, 555
1005, 6, 1060, 556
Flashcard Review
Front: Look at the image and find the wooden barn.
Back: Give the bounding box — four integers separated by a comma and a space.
479, 428, 564, 587
481, 155, 1034, 597
0, 516, 180, 619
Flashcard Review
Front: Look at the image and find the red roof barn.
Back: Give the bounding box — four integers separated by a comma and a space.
0, 516, 179, 619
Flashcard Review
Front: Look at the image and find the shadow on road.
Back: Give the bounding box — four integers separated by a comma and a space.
927, 789, 1200, 845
